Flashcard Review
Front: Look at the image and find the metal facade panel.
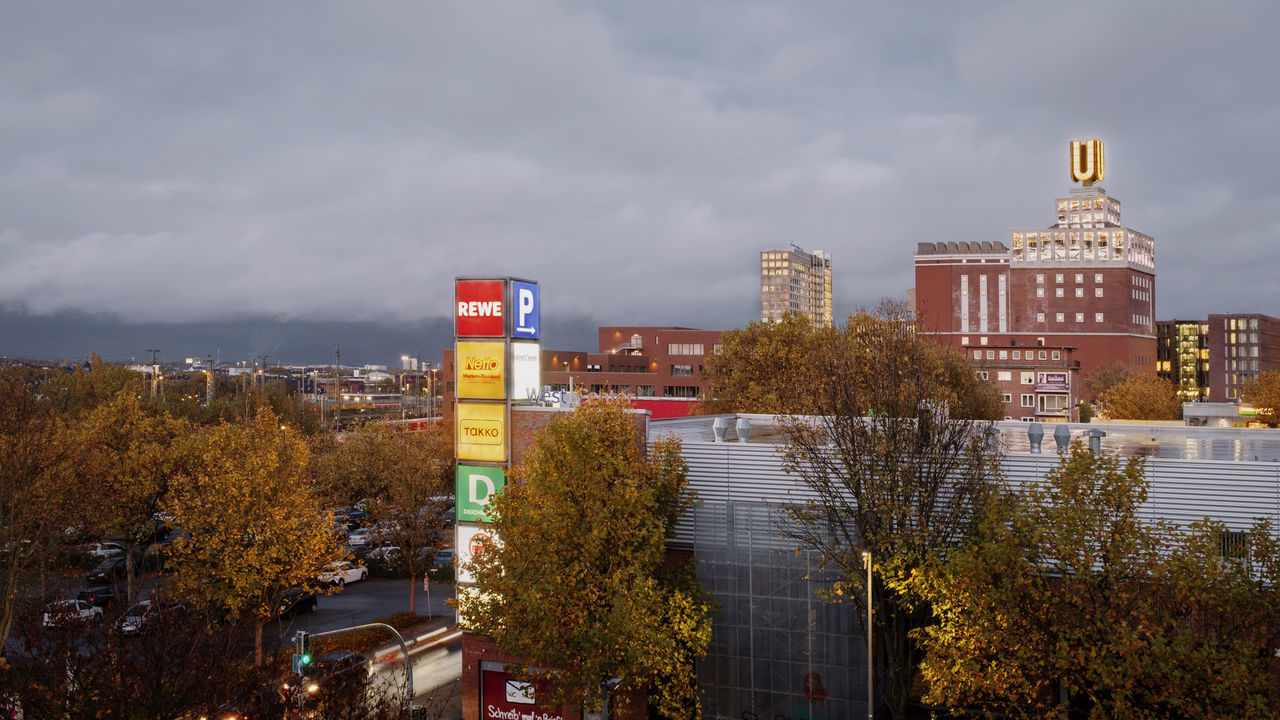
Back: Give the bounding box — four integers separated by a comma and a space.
681, 442, 1280, 541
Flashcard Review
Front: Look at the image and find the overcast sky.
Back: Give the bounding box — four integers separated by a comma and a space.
3, 1, 1278, 362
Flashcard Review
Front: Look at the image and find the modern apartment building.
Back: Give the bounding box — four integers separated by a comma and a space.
1156, 320, 1210, 401
760, 246, 833, 328
915, 140, 1157, 411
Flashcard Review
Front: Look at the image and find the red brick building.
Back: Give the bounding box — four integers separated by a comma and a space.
914, 148, 1157, 415
541, 326, 724, 401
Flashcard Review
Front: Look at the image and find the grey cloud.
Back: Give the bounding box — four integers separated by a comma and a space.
1, 0, 1278, 357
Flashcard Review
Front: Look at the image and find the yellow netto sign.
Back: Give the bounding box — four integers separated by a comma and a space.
456, 341, 506, 400
456, 402, 506, 463
1070, 139, 1104, 185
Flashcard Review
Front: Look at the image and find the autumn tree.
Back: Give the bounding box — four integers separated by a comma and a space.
700, 312, 829, 414
333, 422, 454, 613
904, 445, 1280, 719
779, 306, 1004, 719
167, 407, 345, 666
77, 391, 190, 602
1098, 373, 1180, 420
0, 367, 87, 654
1242, 370, 1280, 427
703, 303, 1003, 420
457, 400, 714, 719
1083, 361, 1136, 402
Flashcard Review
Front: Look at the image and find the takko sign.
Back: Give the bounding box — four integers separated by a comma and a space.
456, 403, 507, 463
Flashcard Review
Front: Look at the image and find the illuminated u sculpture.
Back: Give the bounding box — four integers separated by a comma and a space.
1070, 139, 1105, 185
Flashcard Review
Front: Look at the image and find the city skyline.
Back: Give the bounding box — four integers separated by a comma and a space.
3, 2, 1278, 362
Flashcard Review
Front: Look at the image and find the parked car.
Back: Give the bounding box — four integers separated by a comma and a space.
346, 528, 374, 546
117, 600, 186, 636
318, 561, 368, 587
83, 541, 127, 558
365, 546, 402, 563
432, 548, 455, 571
42, 599, 102, 628
283, 651, 371, 704
76, 585, 118, 609
86, 557, 126, 584
277, 587, 318, 618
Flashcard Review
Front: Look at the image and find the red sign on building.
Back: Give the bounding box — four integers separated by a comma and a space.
456, 280, 506, 337
480, 667, 564, 720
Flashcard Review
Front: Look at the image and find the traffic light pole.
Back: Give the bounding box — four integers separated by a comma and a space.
293, 623, 414, 712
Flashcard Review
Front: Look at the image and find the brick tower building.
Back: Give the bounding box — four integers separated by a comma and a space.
914, 139, 1157, 418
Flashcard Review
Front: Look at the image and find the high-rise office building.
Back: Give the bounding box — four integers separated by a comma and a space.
760, 246, 832, 328
1156, 320, 1210, 401
914, 139, 1157, 419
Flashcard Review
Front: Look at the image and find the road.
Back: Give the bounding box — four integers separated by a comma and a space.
265, 576, 457, 650
271, 578, 463, 718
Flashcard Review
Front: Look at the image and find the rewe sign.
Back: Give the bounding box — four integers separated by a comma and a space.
456, 280, 505, 337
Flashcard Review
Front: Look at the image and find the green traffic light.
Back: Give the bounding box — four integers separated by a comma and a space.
300, 653, 311, 665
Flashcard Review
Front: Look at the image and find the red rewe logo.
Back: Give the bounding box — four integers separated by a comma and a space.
456, 280, 505, 336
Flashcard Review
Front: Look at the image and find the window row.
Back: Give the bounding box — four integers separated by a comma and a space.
667, 343, 705, 356
973, 349, 1061, 362
1037, 286, 1104, 298
1036, 312, 1105, 324
1036, 272, 1105, 284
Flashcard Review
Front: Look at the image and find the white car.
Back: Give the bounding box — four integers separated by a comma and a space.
346, 528, 373, 546
319, 561, 368, 587
42, 599, 103, 628
85, 541, 127, 558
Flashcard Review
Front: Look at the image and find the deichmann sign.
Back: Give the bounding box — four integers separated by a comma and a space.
456, 280, 506, 337
456, 403, 507, 463
457, 465, 506, 523
457, 342, 507, 400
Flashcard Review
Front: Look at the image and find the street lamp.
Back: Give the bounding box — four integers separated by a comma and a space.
862, 549, 873, 720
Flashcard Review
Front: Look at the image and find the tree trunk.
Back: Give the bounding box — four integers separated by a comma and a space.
409, 573, 416, 614
255, 620, 264, 667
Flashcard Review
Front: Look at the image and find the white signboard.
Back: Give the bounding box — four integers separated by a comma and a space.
511, 341, 541, 404
456, 523, 501, 585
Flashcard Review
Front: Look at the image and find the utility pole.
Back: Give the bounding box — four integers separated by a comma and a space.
206, 354, 215, 404
333, 345, 342, 432
147, 348, 160, 399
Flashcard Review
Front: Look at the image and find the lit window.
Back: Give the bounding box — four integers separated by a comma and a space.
1001, 393, 1012, 403
1075, 312, 1084, 322
1055, 287, 1064, 298
1036, 287, 1045, 298
1021, 372, 1034, 384
1036, 312, 1045, 323
1096, 313, 1104, 322
1075, 273, 1083, 283
1055, 313, 1064, 323
1094, 273, 1103, 283
960, 336, 969, 345
1036, 274, 1044, 283
980, 336, 989, 346
1095, 287, 1103, 297
1055, 273, 1064, 283
1075, 287, 1084, 298
998, 371, 1012, 381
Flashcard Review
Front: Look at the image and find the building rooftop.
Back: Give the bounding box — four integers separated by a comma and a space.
651, 414, 1280, 463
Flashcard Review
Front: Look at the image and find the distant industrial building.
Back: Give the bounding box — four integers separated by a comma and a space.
915, 139, 1157, 418
761, 246, 832, 328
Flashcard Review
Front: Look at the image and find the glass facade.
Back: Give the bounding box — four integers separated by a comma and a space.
694, 501, 868, 719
